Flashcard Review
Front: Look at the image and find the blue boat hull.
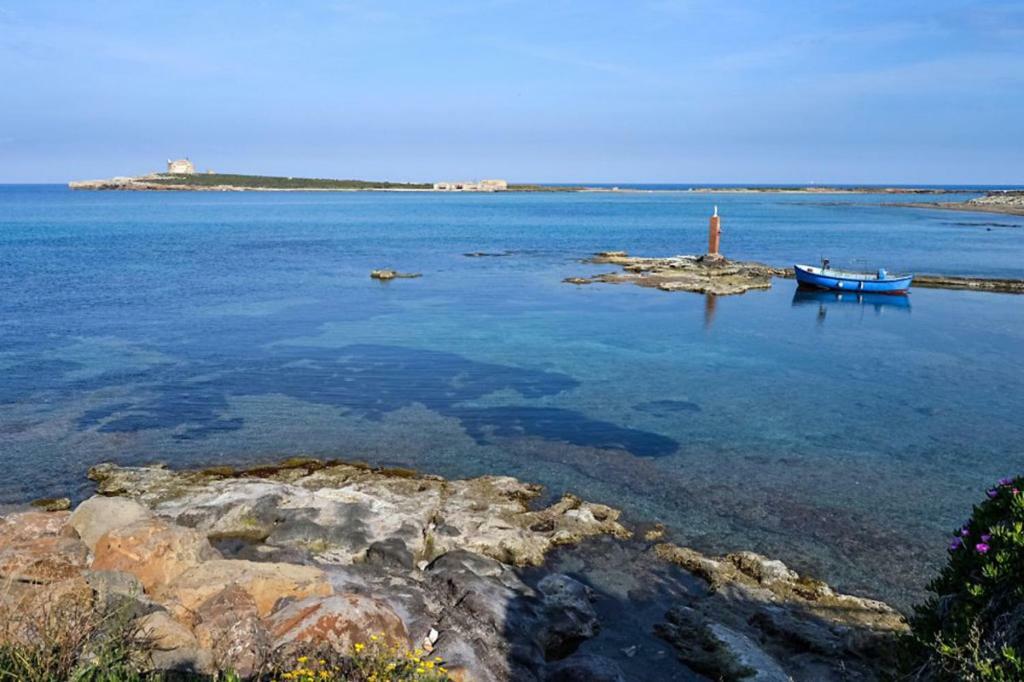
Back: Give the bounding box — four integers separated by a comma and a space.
793, 264, 912, 294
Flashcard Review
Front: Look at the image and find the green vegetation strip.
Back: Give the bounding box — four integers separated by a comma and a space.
145, 174, 433, 190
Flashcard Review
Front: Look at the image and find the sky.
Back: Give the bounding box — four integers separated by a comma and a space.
1, 0, 1022, 184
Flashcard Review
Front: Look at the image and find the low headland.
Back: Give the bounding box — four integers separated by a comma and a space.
885, 190, 1024, 217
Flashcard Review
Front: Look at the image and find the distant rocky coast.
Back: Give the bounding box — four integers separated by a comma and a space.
887, 190, 1024, 217
0, 457, 907, 680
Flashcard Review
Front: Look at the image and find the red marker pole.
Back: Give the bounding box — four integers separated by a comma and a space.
707, 205, 722, 255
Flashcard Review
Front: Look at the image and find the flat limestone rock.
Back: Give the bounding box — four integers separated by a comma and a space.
566, 252, 786, 296
87, 461, 630, 568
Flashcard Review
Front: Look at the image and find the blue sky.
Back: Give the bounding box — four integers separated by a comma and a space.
2, 1, 1022, 183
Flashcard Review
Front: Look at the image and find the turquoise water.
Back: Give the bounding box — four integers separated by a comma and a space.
2, 184, 1024, 607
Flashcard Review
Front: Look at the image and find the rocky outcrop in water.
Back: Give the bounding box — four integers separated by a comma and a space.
0, 459, 907, 680
370, 269, 423, 280
566, 252, 786, 296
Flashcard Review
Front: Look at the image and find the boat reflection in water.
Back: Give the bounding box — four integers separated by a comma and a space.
792, 288, 911, 324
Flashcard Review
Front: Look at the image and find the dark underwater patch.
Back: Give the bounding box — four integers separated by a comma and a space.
449, 405, 679, 458
634, 399, 702, 415
72, 344, 676, 459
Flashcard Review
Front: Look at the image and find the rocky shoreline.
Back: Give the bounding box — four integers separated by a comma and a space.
0, 457, 907, 680
886, 190, 1024, 217
567, 252, 1024, 296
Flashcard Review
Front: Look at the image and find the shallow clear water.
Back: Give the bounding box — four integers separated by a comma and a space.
2, 184, 1023, 607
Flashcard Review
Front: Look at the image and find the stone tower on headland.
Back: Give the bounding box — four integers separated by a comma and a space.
166, 158, 195, 175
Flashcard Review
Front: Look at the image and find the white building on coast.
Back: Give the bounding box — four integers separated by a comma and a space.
433, 179, 508, 192
166, 158, 196, 175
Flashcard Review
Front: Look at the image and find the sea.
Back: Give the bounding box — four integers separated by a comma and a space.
2, 183, 1023, 608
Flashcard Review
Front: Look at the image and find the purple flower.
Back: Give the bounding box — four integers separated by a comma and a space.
981, 534, 992, 543
949, 538, 962, 550
960, 527, 971, 537
987, 488, 999, 499
976, 543, 990, 554
998, 477, 1013, 486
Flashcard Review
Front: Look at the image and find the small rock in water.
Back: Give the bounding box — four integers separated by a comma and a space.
371, 269, 422, 280
30, 497, 71, 512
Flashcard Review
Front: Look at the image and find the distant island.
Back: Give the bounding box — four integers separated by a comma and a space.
68, 159, 581, 193
67, 158, 1016, 199
68, 173, 585, 193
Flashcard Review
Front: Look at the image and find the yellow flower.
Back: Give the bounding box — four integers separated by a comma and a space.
297, 656, 308, 664
370, 634, 379, 641
416, 667, 425, 674
424, 661, 435, 669
354, 642, 365, 653
319, 672, 330, 680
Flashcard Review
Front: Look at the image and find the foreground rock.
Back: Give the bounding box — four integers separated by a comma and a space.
0, 459, 908, 680
654, 544, 906, 680
86, 459, 629, 567
566, 252, 786, 296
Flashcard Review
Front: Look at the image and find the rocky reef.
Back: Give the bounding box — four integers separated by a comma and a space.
566, 252, 787, 296
1, 458, 907, 680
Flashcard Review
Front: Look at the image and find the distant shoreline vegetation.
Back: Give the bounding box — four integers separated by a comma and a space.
146, 173, 435, 190
68, 172, 589, 192
67, 173, 1017, 196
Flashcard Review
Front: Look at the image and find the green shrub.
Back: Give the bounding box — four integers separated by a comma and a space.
904, 475, 1024, 680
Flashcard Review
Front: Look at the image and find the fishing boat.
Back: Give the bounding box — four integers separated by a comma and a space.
793, 262, 913, 294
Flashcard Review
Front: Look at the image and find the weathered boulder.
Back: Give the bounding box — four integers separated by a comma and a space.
0, 510, 89, 584
155, 559, 332, 621
92, 518, 219, 593
193, 584, 272, 678
69, 496, 153, 550
536, 574, 599, 660
655, 606, 766, 681
136, 611, 213, 674
365, 538, 415, 570
426, 550, 549, 681
267, 592, 410, 652
83, 569, 162, 618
